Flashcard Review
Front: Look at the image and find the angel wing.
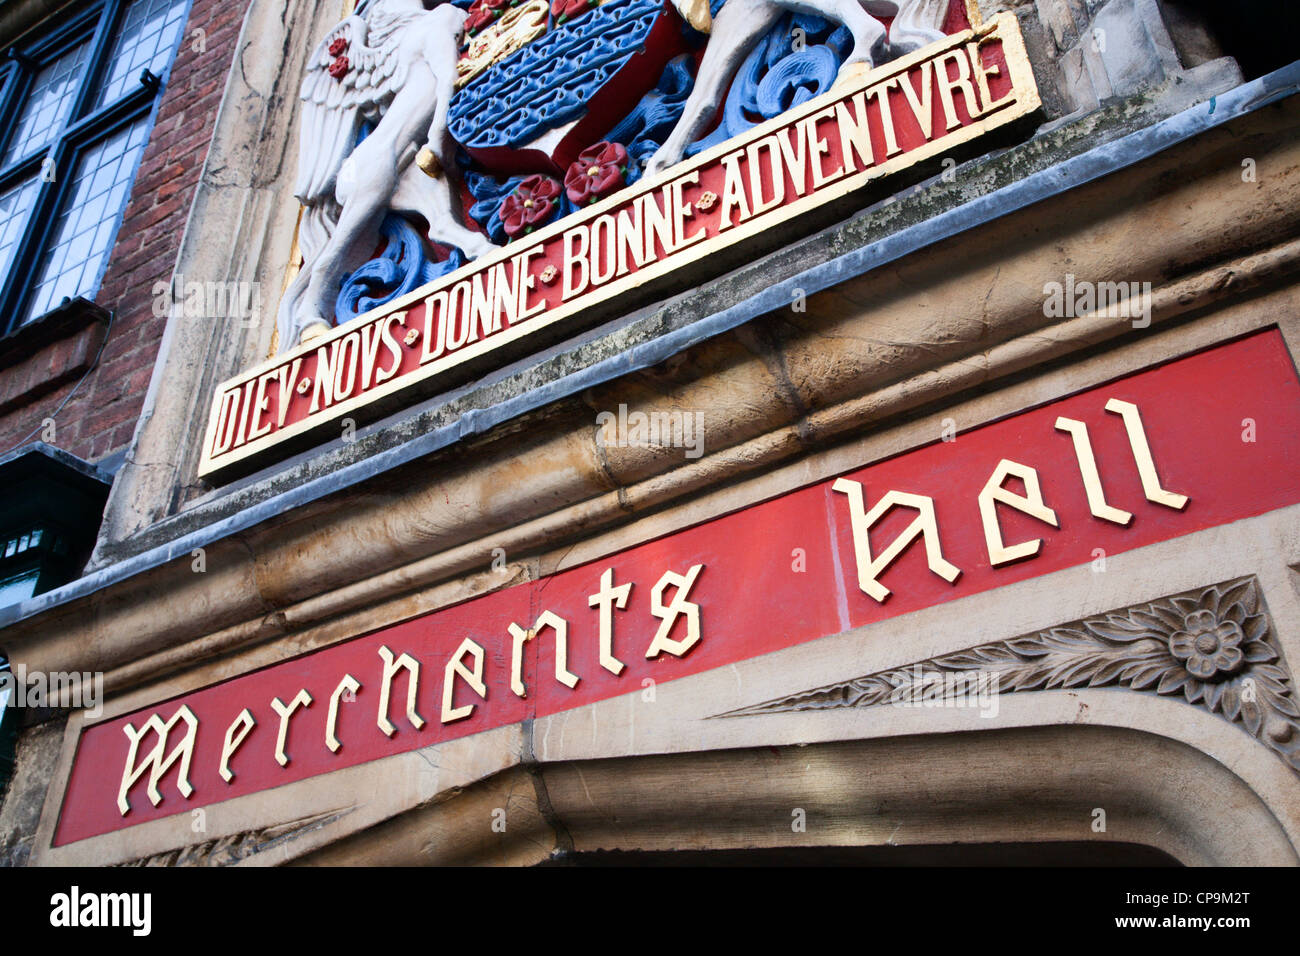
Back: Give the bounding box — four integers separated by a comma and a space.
294, 14, 411, 208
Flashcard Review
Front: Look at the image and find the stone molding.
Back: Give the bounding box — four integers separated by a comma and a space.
721, 577, 1300, 776
110, 807, 353, 868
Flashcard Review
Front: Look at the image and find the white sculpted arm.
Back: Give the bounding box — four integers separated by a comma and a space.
421, 5, 470, 174
890, 0, 949, 53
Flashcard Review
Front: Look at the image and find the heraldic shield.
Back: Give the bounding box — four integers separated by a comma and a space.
276, 0, 977, 351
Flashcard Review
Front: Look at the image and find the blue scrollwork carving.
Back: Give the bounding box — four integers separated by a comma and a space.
686, 13, 849, 157
335, 215, 466, 321
601, 13, 848, 178
462, 167, 581, 243
463, 168, 528, 245
604, 53, 695, 185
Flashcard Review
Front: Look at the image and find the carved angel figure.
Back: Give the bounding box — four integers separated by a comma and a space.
278, 0, 495, 352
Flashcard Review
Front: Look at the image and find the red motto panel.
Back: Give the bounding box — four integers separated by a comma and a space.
56, 330, 1300, 845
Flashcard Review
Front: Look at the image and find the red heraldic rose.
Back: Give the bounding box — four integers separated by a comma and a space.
465, 0, 511, 35
328, 55, 350, 80
564, 141, 628, 205
500, 175, 563, 238
551, 0, 599, 24
328, 37, 349, 57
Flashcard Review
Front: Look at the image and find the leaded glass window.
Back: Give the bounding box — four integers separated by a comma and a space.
0, 0, 192, 332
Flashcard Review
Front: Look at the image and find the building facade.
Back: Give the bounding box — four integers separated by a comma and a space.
0, 0, 1297, 866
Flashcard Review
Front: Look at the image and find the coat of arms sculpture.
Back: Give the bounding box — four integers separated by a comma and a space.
277, 0, 971, 351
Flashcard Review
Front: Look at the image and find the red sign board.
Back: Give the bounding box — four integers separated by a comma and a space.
58, 330, 1300, 845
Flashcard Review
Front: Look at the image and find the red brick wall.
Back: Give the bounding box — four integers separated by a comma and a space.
0, 0, 246, 463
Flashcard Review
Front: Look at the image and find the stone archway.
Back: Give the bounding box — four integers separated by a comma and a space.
296, 723, 1297, 866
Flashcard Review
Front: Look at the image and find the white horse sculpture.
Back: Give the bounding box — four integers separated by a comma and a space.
278, 0, 494, 351
647, 0, 952, 176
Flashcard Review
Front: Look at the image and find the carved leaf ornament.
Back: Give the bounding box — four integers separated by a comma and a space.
720, 579, 1300, 773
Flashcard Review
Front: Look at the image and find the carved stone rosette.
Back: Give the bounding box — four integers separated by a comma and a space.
718, 578, 1300, 774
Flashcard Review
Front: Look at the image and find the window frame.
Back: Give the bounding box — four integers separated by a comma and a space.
0, 0, 191, 335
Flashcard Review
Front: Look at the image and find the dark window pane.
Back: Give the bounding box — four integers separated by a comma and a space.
23, 118, 149, 322
0, 177, 40, 278
97, 0, 189, 107
2, 41, 92, 167
0, 568, 39, 608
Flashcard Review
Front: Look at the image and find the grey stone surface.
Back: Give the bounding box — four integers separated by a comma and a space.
1094, 0, 1165, 96
1039, 0, 1242, 114
0, 716, 66, 868
0, 0, 77, 46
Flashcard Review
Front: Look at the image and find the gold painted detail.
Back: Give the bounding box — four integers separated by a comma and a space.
112, 563, 708, 816
456, 0, 549, 89
298, 321, 331, 347
327, 675, 361, 753
677, 0, 712, 33
415, 146, 442, 179
271, 690, 313, 768
219, 709, 256, 783
117, 706, 198, 816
